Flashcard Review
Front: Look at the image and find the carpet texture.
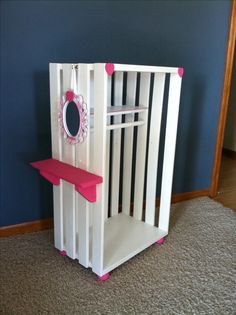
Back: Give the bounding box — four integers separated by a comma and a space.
0, 197, 235, 315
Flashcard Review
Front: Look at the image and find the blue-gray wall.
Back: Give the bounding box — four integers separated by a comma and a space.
0, 0, 231, 226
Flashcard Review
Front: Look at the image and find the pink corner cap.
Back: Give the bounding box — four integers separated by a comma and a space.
59, 250, 67, 256
156, 238, 165, 246
105, 63, 114, 76
178, 67, 184, 77
66, 90, 74, 102
98, 273, 110, 281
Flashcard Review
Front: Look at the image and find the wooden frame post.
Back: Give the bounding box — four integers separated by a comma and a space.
210, 1, 236, 197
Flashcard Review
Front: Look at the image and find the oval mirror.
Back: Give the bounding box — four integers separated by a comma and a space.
64, 101, 80, 137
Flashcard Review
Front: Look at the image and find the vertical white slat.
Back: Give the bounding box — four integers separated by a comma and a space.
145, 73, 166, 225
122, 72, 137, 215
92, 64, 107, 276
75, 64, 90, 267
105, 76, 112, 220
62, 64, 76, 259
62, 64, 76, 165
49, 63, 64, 251
133, 72, 151, 220
110, 72, 123, 217
89, 70, 94, 228
159, 73, 182, 232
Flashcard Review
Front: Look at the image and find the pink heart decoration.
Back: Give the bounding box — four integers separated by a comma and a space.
105, 63, 114, 76
178, 68, 184, 77
66, 91, 74, 102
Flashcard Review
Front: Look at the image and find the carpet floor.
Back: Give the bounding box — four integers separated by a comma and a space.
0, 197, 235, 315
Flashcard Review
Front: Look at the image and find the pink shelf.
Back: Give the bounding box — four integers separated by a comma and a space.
31, 159, 103, 202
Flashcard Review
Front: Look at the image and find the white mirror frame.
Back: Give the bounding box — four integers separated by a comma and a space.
59, 90, 88, 144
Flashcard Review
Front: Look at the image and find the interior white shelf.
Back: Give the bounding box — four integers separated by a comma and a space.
90, 105, 148, 116
89, 213, 167, 274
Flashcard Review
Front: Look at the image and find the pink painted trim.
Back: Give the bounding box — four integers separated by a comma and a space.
156, 237, 165, 246
98, 273, 110, 281
59, 250, 67, 256
178, 67, 184, 77
39, 170, 60, 186
31, 159, 103, 203
66, 91, 75, 102
75, 185, 97, 202
105, 63, 114, 76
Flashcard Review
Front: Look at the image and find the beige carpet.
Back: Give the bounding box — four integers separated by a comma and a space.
0, 197, 235, 315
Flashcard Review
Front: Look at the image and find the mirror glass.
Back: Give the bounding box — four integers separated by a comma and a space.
64, 101, 80, 137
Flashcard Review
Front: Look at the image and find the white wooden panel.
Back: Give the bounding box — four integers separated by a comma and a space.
107, 105, 147, 116
90, 105, 147, 116
62, 64, 76, 259
89, 70, 94, 227
80, 63, 178, 74
122, 72, 137, 215
62, 64, 76, 165
145, 73, 166, 225
159, 73, 182, 232
89, 128, 94, 228
75, 64, 90, 267
107, 120, 144, 130
92, 64, 107, 276
63, 181, 76, 258
113, 63, 178, 74
105, 76, 112, 220
75, 66, 90, 168
103, 213, 167, 274
90, 70, 94, 110
133, 73, 151, 220
49, 63, 63, 250
76, 193, 89, 266
111, 72, 123, 217
71, 65, 78, 94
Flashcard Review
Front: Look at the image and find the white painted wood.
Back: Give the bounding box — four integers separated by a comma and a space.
90, 105, 147, 116
102, 213, 167, 274
159, 73, 182, 232
89, 70, 94, 111
111, 71, 123, 217
89, 69, 94, 228
92, 64, 107, 276
76, 192, 89, 266
71, 65, 78, 94
122, 72, 137, 215
48, 63, 182, 277
133, 73, 151, 220
107, 120, 144, 130
145, 73, 166, 225
63, 180, 76, 258
89, 131, 94, 229
55, 63, 179, 74
49, 63, 64, 251
113, 63, 179, 74
105, 76, 112, 220
107, 105, 147, 116
75, 64, 90, 267
62, 64, 76, 259
62, 64, 76, 165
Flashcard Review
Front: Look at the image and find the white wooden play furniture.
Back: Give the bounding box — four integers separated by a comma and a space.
31, 63, 183, 281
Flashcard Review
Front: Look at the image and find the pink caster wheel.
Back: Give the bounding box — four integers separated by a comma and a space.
156, 237, 165, 246
97, 273, 110, 282
59, 250, 67, 256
